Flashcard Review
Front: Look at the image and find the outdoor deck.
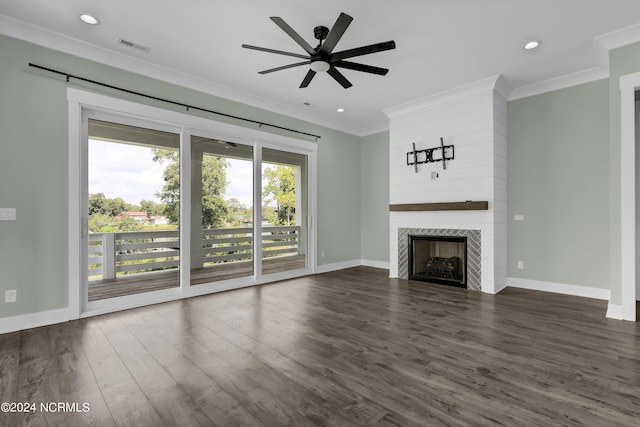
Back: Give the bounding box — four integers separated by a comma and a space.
88, 255, 306, 301
88, 225, 305, 301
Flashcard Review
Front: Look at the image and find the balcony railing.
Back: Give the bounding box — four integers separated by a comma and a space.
89, 226, 300, 281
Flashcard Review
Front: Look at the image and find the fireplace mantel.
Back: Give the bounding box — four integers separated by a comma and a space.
389, 201, 488, 212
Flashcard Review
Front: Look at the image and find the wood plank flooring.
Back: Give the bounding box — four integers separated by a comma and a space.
2, 266, 640, 426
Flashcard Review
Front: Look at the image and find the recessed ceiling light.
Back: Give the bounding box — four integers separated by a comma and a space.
80, 14, 100, 25
524, 40, 540, 50
337, 107, 345, 113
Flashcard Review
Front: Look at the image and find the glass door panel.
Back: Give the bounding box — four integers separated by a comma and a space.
87, 119, 180, 301
261, 148, 308, 275
190, 135, 254, 285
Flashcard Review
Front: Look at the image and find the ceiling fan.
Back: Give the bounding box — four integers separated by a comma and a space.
242, 12, 396, 89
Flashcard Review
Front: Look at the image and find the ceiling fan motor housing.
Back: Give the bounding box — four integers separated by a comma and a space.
314, 26, 330, 40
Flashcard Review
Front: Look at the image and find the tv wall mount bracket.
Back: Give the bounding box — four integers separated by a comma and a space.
406, 137, 455, 173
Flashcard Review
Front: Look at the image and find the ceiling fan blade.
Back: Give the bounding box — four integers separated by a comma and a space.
327, 67, 353, 89
259, 61, 311, 74
299, 70, 317, 88
242, 44, 310, 60
270, 17, 316, 55
320, 12, 353, 55
331, 40, 396, 61
333, 60, 389, 75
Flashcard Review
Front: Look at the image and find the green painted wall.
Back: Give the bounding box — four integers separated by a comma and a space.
360, 131, 390, 264
316, 128, 362, 265
0, 34, 363, 319
507, 79, 610, 288
608, 41, 640, 304
0, 36, 69, 317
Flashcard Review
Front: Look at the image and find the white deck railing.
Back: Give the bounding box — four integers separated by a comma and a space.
89, 226, 300, 280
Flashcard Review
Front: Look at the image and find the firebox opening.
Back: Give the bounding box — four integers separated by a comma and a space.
408, 235, 467, 288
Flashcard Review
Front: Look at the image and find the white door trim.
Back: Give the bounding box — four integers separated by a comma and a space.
619, 72, 639, 321
67, 88, 317, 319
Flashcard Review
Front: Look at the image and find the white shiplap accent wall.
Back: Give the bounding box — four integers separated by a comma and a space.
384, 76, 508, 294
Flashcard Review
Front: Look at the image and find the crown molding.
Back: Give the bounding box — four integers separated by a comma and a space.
509, 23, 640, 102
493, 74, 513, 101
383, 75, 502, 118
0, 14, 362, 136
357, 117, 390, 137
595, 22, 640, 52
508, 67, 609, 101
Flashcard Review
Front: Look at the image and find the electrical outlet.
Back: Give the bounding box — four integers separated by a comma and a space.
431, 171, 440, 180
517, 261, 524, 270
320, 251, 325, 258
0, 208, 16, 221
514, 215, 524, 221
5, 289, 16, 303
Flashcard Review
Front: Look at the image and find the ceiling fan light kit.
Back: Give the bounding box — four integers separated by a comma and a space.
310, 58, 330, 73
242, 12, 396, 89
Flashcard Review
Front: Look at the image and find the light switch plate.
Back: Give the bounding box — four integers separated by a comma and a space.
0, 208, 16, 221
5, 290, 16, 303
514, 214, 524, 221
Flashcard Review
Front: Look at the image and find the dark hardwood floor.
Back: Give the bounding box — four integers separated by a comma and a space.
2, 266, 639, 426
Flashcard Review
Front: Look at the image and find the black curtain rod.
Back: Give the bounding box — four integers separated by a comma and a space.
28, 62, 321, 140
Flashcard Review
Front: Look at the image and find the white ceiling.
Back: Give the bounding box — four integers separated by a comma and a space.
2, 0, 640, 136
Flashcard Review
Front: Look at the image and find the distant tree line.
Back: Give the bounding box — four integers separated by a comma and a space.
88, 150, 296, 233
88, 193, 167, 232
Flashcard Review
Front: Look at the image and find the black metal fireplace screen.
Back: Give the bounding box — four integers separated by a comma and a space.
408, 235, 467, 288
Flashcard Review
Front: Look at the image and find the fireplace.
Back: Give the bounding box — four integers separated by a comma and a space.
408, 235, 467, 288
397, 228, 481, 291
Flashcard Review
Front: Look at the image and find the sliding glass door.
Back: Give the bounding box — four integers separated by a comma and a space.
87, 119, 181, 301
188, 140, 309, 285
261, 148, 308, 275
190, 134, 255, 284
75, 93, 315, 315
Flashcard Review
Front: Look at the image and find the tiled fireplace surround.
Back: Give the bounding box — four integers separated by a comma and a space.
397, 228, 481, 291
384, 76, 509, 294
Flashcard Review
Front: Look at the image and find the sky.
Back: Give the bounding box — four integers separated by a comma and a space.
88, 139, 256, 207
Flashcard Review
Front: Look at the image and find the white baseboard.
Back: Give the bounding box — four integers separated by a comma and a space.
493, 281, 509, 294
606, 303, 624, 320
0, 307, 72, 335
360, 259, 390, 270
316, 259, 361, 274
507, 277, 611, 301
316, 259, 390, 274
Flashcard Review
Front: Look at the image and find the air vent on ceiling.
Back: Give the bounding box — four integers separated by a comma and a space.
117, 38, 151, 53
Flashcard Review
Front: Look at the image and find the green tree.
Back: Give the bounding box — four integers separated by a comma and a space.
89, 193, 126, 217
115, 216, 144, 232
227, 198, 251, 225
152, 149, 181, 224
262, 166, 296, 225
104, 197, 126, 217
88, 212, 115, 232
88, 193, 107, 216
124, 202, 141, 212
152, 149, 230, 228
140, 199, 165, 217
201, 154, 230, 228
